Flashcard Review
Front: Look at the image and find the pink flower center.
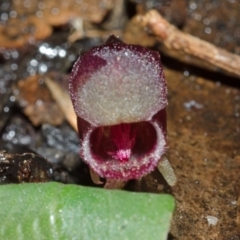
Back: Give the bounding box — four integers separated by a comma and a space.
89, 122, 157, 164
108, 124, 136, 162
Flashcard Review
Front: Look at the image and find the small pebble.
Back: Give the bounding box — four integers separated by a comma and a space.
206, 215, 218, 226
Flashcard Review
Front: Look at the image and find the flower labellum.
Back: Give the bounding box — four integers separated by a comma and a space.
69, 35, 168, 180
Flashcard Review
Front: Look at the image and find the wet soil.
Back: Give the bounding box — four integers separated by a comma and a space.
131, 67, 240, 239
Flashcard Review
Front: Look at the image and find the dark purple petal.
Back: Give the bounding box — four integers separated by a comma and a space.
69, 35, 167, 126
70, 35, 168, 180
78, 109, 166, 179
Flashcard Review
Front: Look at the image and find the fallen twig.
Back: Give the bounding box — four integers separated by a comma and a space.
133, 10, 240, 78
44, 77, 78, 132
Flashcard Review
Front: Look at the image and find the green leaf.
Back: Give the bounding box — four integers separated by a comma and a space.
0, 182, 174, 240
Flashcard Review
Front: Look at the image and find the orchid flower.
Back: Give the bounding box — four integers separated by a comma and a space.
69, 35, 174, 182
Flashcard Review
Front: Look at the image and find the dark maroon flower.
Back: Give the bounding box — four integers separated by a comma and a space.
69, 35, 167, 180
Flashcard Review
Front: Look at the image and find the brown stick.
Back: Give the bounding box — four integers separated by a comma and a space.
135, 10, 240, 78
44, 77, 78, 132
